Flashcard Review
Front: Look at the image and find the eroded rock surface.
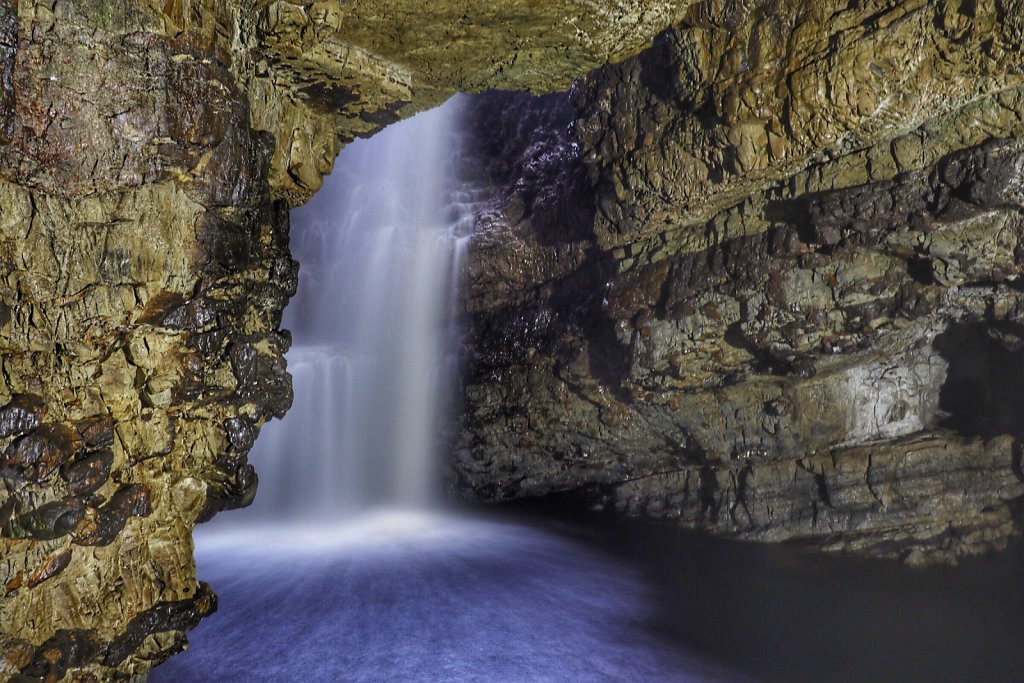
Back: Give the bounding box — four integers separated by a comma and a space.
3, 0, 1024, 677
454, 1, 1024, 565
248, 0, 694, 203
0, 2, 297, 678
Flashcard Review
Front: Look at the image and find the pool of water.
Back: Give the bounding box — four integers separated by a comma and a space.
152, 507, 1024, 682
150, 510, 748, 682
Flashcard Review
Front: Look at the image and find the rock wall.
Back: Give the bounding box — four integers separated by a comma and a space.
455, 0, 1024, 565
0, 0, 689, 679
0, 2, 295, 679
2, 0, 1024, 678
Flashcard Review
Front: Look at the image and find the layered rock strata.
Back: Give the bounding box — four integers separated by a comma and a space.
455, 0, 1024, 565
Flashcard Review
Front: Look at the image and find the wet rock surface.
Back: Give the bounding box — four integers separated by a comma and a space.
0, 2, 296, 678
454, 1, 1024, 565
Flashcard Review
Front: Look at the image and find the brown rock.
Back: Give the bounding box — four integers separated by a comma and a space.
0, 394, 46, 439
1, 425, 83, 484
73, 484, 152, 547
60, 449, 114, 497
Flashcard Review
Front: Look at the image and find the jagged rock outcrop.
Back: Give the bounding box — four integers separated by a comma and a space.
454, 0, 1024, 565
248, 0, 693, 204
0, 0, 689, 679
0, 3, 296, 679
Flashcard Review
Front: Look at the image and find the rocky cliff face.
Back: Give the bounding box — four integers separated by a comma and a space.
455, 0, 1024, 565
2, 0, 1023, 678
0, 0, 689, 679
0, 3, 296, 679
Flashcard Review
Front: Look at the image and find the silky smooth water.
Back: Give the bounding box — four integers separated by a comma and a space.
152, 507, 1024, 682
152, 512, 750, 682
242, 98, 470, 518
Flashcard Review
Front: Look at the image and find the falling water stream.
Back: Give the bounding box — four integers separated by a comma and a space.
245, 97, 469, 517
151, 100, 1024, 683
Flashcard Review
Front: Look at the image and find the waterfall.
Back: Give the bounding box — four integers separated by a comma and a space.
246, 97, 471, 519
156, 93, 1024, 683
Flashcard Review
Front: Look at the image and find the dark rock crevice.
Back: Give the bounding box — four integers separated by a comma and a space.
935, 322, 1024, 439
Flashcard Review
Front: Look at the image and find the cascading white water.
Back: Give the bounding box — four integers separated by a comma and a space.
247, 97, 472, 518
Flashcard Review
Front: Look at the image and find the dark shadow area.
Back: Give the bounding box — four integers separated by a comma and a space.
555, 247, 635, 400
461, 91, 595, 246
492, 496, 1024, 683
934, 321, 1024, 438
459, 89, 633, 400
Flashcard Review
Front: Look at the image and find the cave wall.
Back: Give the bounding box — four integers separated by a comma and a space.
0, 3, 295, 679
0, 0, 691, 679
456, 0, 1024, 564
2, 0, 1024, 678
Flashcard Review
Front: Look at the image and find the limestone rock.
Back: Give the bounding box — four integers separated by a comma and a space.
0, 2, 294, 678
249, 0, 695, 203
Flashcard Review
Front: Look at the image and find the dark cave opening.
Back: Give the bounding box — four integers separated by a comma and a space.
934, 321, 1024, 439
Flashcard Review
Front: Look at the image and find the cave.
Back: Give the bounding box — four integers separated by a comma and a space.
2, 1, 1024, 681
935, 322, 1024, 440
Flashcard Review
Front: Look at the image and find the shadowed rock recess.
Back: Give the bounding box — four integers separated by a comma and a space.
0, 0, 1022, 678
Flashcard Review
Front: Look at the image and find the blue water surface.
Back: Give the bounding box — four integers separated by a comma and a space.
151, 511, 746, 682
